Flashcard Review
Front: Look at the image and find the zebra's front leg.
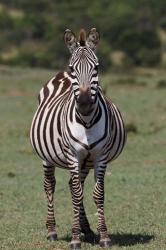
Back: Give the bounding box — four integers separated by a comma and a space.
79, 169, 95, 243
93, 165, 111, 248
43, 164, 57, 241
69, 170, 83, 250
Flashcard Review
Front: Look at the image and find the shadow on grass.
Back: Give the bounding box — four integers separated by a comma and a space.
60, 233, 154, 247
109, 233, 154, 246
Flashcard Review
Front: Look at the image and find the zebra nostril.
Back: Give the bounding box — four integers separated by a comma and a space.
78, 87, 93, 105
77, 95, 90, 106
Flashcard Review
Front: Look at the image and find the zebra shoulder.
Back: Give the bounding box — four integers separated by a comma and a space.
104, 94, 122, 116
38, 72, 71, 104
103, 95, 113, 110
103, 94, 121, 119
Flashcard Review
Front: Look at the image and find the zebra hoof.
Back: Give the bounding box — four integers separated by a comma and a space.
47, 233, 58, 241
70, 241, 81, 250
99, 238, 112, 248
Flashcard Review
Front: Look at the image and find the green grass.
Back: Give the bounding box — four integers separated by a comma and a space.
0, 65, 166, 250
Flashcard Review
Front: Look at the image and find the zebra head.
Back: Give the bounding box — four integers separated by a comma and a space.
64, 28, 100, 116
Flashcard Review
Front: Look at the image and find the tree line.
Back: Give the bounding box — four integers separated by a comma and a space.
0, 0, 166, 71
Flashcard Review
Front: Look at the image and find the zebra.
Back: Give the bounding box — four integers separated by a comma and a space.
30, 28, 126, 249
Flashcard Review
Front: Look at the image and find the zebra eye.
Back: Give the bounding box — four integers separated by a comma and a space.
69, 66, 74, 72
94, 65, 98, 71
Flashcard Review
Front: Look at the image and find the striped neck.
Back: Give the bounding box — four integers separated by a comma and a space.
75, 95, 100, 128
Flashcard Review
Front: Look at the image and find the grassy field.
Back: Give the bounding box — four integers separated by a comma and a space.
0, 66, 166, 250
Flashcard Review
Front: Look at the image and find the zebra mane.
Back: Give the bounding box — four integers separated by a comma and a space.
79, 29, 86, 46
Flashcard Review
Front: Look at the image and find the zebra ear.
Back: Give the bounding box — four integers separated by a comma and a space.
64, 29, 77, 53
86, 28, 100, 51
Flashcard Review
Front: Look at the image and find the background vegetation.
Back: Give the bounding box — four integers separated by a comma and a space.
0, 0, 166, 71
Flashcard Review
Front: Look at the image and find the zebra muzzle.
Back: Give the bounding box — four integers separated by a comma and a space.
77, 85, 93, 115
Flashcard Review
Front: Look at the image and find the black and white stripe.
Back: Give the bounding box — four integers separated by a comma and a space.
30, 32, 126, 248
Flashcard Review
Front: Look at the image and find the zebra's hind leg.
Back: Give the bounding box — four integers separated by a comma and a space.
79, 169, 95, 243
93, 165, 112, 248
43, 164, 57, 241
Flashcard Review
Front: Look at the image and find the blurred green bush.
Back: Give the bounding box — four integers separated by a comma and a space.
0, 1, 165, 71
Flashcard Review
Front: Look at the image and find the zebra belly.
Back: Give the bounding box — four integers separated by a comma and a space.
30, 121, 68, 168
30, 104, 68, 168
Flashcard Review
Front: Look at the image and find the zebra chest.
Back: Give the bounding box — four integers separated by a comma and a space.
66, 121, 106, 155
